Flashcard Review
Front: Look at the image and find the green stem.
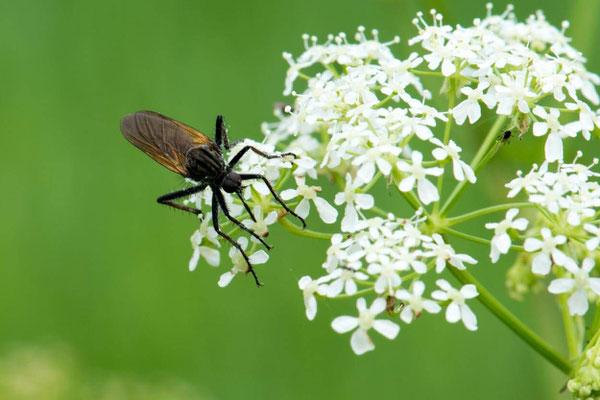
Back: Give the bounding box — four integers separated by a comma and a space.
434, 89, 455, 214
408, 69, 446, 78
359, 172, 382, 193
449, 267, 572, 374
534, 204, 556, 224
589, 302, 600, 341
368, 206, 389, 218
441, 227, 525, 252
374, 94, 394, 108
408, 69, 477, 83
275, 168, 294, 191
278, 217, 332, 240
440, 115, 507, 217
390, 173, 428, 215
559, 293, 581, 361
322, 63, 340, 78
317, 287, 374, 300
446, 202, 535, 225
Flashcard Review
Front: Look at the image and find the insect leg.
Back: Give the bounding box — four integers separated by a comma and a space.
228, 146, 297, 170
215, 115, 230, 149
239, 173, 306, 229
214, 190, 272, 250
156, 184, 207, 215
235, 191, 257, 222
211, 190, 263, 287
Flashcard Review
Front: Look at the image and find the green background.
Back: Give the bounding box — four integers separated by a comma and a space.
1, 0, 599, 398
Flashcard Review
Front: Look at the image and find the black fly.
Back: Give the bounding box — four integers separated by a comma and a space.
121, 111, 305, 286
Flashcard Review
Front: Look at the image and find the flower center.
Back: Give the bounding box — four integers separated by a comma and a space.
358, 310, 375, 330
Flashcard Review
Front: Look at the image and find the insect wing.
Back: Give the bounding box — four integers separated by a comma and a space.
120, 111, 212, 176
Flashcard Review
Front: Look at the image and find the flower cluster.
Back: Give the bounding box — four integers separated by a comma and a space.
183, 3, 600, 364
485, 154, 600, 316
298, 213, 478, 353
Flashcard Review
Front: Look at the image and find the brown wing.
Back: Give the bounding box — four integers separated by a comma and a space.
120, 110, 212, 176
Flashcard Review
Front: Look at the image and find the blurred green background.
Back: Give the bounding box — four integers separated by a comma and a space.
1, 0, 599, 398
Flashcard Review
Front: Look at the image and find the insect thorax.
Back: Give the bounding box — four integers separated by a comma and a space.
185, 144, 226, 183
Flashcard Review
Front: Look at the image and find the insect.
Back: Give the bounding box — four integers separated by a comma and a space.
120, 111, 306, 286
499, 130, 513, 144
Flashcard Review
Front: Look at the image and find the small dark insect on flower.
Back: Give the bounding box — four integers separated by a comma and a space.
120, 111, 306, 286
499, 130, 512, 144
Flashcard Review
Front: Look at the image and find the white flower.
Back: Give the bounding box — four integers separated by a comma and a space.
528, 183, 567, 214
532, 106, 579, 162
281, 176, 338, 224
334, 174, 375, 232
395, 281, 441, 323
367, 256, 408, 294
398, 115, 435, 141
242, 206, 278, 243
396, 151, 444, 205
391, 246, 427, 274
565, 99, 600, 140
298, 275, 329, 320
331, 298, 400, 355
430, 138, 476, 183
323, 234, 363, 273
392, 212, 431, 248
431, 279, 479, 331
561, 194, 596, 226
326, 268, 369, 297
189, 216, 221, 270
495, 71, 537, 115
523, 228, 568, 275
505, 163, 548, 198
218, 237, 269, 287
548, 258, 600, 316
351, 136, 400, 182
452, 81, 490, 125
423, 234, 478, 273
423, 40, 457, 77
485, 208, 528, 263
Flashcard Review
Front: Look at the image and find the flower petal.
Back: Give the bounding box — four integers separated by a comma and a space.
373, 320, 400, 339
249, 250, 269, 264
370, 298, 387, 315
460, 304, 478, 331
567, 289, 589, 316
460, 284, 478, 299
531, 253, 552, 275
446, 302, 461, 323
548, 278, 575, 294
331, 316, 359, 333
295, 198, 310, 219
305, 295, 317, 320
398, 175, 416, 192
400, 307, 414, 324
350, 328, 374, 355
218, 271, 236, 287
417, 178, 439, 205
523, 238, 542, 252
313, 197, 338, 224
189, 248, 200, 271
545, 132, 563, 162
